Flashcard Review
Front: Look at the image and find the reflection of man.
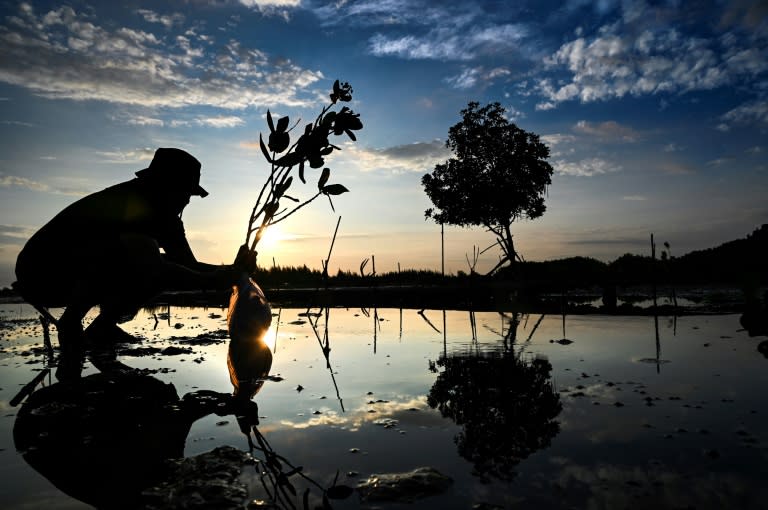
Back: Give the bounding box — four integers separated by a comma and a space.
13, 371, 258, 509
14, 148, 253, 352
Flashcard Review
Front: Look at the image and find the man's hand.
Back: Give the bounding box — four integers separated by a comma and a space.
233, 244, 257, 275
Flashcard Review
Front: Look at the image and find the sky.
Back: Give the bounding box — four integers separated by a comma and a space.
1, 0, 767, 288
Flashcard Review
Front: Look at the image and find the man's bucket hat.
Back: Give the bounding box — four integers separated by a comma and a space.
135, 148, 208, 198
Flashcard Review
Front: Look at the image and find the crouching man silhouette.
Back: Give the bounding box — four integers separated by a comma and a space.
14, 148, 254, 354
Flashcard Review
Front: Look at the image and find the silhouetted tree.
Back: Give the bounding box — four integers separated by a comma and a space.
422, 102, 553, 275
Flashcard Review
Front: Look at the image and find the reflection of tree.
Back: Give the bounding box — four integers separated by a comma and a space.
427, 350, 561, 481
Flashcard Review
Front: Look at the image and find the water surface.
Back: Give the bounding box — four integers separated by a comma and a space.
1, 304, 766, 509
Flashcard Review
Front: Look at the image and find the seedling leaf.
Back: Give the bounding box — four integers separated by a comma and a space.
322, 184, 349, 196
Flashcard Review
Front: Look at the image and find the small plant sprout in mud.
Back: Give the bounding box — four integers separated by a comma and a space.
243, 80, 363, 254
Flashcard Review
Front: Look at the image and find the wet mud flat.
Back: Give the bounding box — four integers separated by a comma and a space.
2, 282, 751, 315
1, 304, 767, 509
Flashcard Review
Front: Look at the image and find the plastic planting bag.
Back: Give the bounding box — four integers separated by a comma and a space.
226, 274, 273, 400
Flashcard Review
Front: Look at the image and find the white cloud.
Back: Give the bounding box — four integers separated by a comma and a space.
0, 174, 50, 192
706, 157, 733, 167
0, 4, 323, 110
505, 104, 526, 122
313, 0, 479, 29
444, 67, 480, 89
663, 143, 683, 152
717, 100, 768, 130
541, 134, 577, 146
369, 23, 528, 61
341, 140, 450, 174
95, 148, 156, 163
444, 66, 512, 90
0, 120, 35, 127
553, 157, 621, 176
0, 224, 36, 246
537, 18, 768, 108
659, 162, 696, 174
124, 115, 165, 127
136, 9, 185, 29
196, 116, 245, 128
622, 195, 646, 201
540, 134, 576, 157
572, 120, 641, 142
169, 115, 245, 128
238, 0, 301, 20
0, 174, 85, 195
239, 0, 301, 7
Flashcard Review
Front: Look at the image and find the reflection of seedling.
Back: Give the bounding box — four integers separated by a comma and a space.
661, 241, 678, 309
243, 422, 353, 509
243, 80, 363, 253
417, 309, 442, 334
305, 307, 345, 412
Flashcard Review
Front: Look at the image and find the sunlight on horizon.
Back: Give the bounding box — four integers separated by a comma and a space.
256, 225, 295, 253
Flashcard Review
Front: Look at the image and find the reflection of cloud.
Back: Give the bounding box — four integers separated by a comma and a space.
279, 412, 349, 430
548, 457, 759, 510
276, 396, 433, 431
0, 4, 322, 109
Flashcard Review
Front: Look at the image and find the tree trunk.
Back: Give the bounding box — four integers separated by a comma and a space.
484, 222, 517, 277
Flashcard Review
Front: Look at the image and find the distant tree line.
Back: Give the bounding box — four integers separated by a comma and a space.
1, 225, 764, 298
245, 224, 766, 291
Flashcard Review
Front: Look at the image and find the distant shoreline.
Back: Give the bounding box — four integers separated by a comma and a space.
2, 282, 751, 315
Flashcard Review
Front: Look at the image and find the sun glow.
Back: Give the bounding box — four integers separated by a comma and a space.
256, 225, 291, 251
262, 324, 277, 352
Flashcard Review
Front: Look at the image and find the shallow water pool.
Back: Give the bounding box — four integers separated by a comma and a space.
1, 304, 766, 509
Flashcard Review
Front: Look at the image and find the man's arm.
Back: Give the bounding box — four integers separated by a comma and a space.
156, 217, 242, 289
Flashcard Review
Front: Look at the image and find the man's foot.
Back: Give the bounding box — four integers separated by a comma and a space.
55, 350, 84, 382
89, 347, 135, 374
57, 315, 85, 357
85, 315, 140, 345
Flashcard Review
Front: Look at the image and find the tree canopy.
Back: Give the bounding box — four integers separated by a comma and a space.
422, 101, 553, 274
